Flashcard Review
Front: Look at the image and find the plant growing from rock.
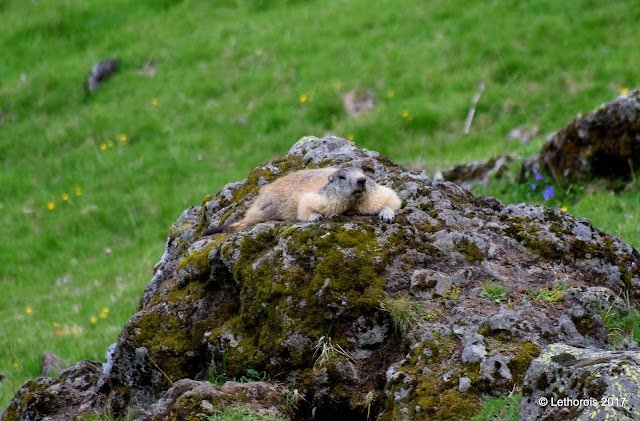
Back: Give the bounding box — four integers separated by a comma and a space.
596, 290, 640, 346
378, 296, 436, 335
312, 336, 355, 368
525, 283, 568, 303
470, 394, 521, 421
480, 284, 508, 303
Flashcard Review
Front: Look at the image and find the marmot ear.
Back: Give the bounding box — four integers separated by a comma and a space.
328, 174, 336, 182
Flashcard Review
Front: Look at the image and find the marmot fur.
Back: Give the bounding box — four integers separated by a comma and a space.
203, 167, 401, 235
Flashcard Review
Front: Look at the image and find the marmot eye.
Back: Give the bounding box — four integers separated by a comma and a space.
338, 175, 346, 180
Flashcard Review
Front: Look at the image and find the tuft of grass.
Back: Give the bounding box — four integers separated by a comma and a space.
471, 394, 521, 421
312, 335, 355, 368
480, 284, 508, 303
596, 290, 640, 347
378, 297, 436, 334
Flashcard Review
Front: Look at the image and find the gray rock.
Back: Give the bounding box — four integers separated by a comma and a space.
479, 354, 512, 385
458, 376, 472, 393
485, 309, 517, 332
40, 351, 68, 377
520, 343, 640, 421
461, 333, 487, 364
2, 360, 103, 420
410, 269, 453, 298
140, 379, 288, 420
434, 154, 515, 190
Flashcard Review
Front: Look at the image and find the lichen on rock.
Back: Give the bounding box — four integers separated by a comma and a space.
520, 343, 640, 420
2, 136, 640, 421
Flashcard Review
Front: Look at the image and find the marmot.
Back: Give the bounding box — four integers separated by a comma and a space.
203, 167, 401, 235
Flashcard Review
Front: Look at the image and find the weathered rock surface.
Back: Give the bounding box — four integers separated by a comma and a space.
434, 154, 515, 190
522, 89, 640, 181
141, 379, 289, 420
1, 360, 101, 421
2, 136, 640, 420
520, 343, 640, 420
39, 352, 68, 378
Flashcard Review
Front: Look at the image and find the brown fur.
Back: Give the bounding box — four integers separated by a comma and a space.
203, 167, 401, 235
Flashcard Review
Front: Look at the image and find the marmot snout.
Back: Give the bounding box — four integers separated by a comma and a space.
204, 167, 401, 235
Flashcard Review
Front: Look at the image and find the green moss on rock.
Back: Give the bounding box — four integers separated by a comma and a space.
454, 238, 484, 263
383, 334, 482, 420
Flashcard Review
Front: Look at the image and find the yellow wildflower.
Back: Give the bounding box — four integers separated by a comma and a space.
346, 134, 355, 141
99, 143, 107, 151
119, 134, 127, 142
53, 322, 59, 328
75, 185, 83, 196
47, 201, 55, 210
62, 193, 69, 201
561, 206, 568, 212
25, 307, 33, 314
299, 94, 308, 103
106, 139, 114, 148
386, 90, 395, 98
151, 98, 159, 106
90, 316, 98, 324
620, 88, 629, 95
101, 307, 110, 314
401, 110, 410, 118
12, 361, 18, 368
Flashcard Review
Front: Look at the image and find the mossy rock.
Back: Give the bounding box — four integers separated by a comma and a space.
5, 136, 640, 420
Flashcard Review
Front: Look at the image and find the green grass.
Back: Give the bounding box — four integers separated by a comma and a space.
1, 0, 640, 411
596, 290, 640, 347
378, 297, 436, 334
206, 405, 288, 421
471, 394, 521, 421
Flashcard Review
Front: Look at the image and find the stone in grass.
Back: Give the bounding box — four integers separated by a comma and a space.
87, 58, 119, 92
40, 351, 68, 377
522, 88, 640, 182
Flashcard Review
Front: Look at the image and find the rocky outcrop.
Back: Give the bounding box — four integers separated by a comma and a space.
141, 379, 289, 420
434, 154, 515, 190
2, 136, 640, 420
520, 343, 640, 420
1, 361, 101, 421
522, 89, 640, 182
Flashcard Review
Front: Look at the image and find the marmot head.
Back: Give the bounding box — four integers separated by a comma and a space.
327, 167, 369, 198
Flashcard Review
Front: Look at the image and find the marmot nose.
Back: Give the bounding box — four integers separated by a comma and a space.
357, 177, 366, 187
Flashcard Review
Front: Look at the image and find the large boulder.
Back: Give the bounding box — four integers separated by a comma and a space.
522, 89, 640, 181
2, 136, 640, 420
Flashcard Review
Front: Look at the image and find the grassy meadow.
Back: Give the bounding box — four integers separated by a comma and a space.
1, 0, 639, 414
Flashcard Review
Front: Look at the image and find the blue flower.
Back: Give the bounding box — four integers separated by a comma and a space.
535, 173, 544, 181
543, 186, 554, 201
530, 183, 536, 191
